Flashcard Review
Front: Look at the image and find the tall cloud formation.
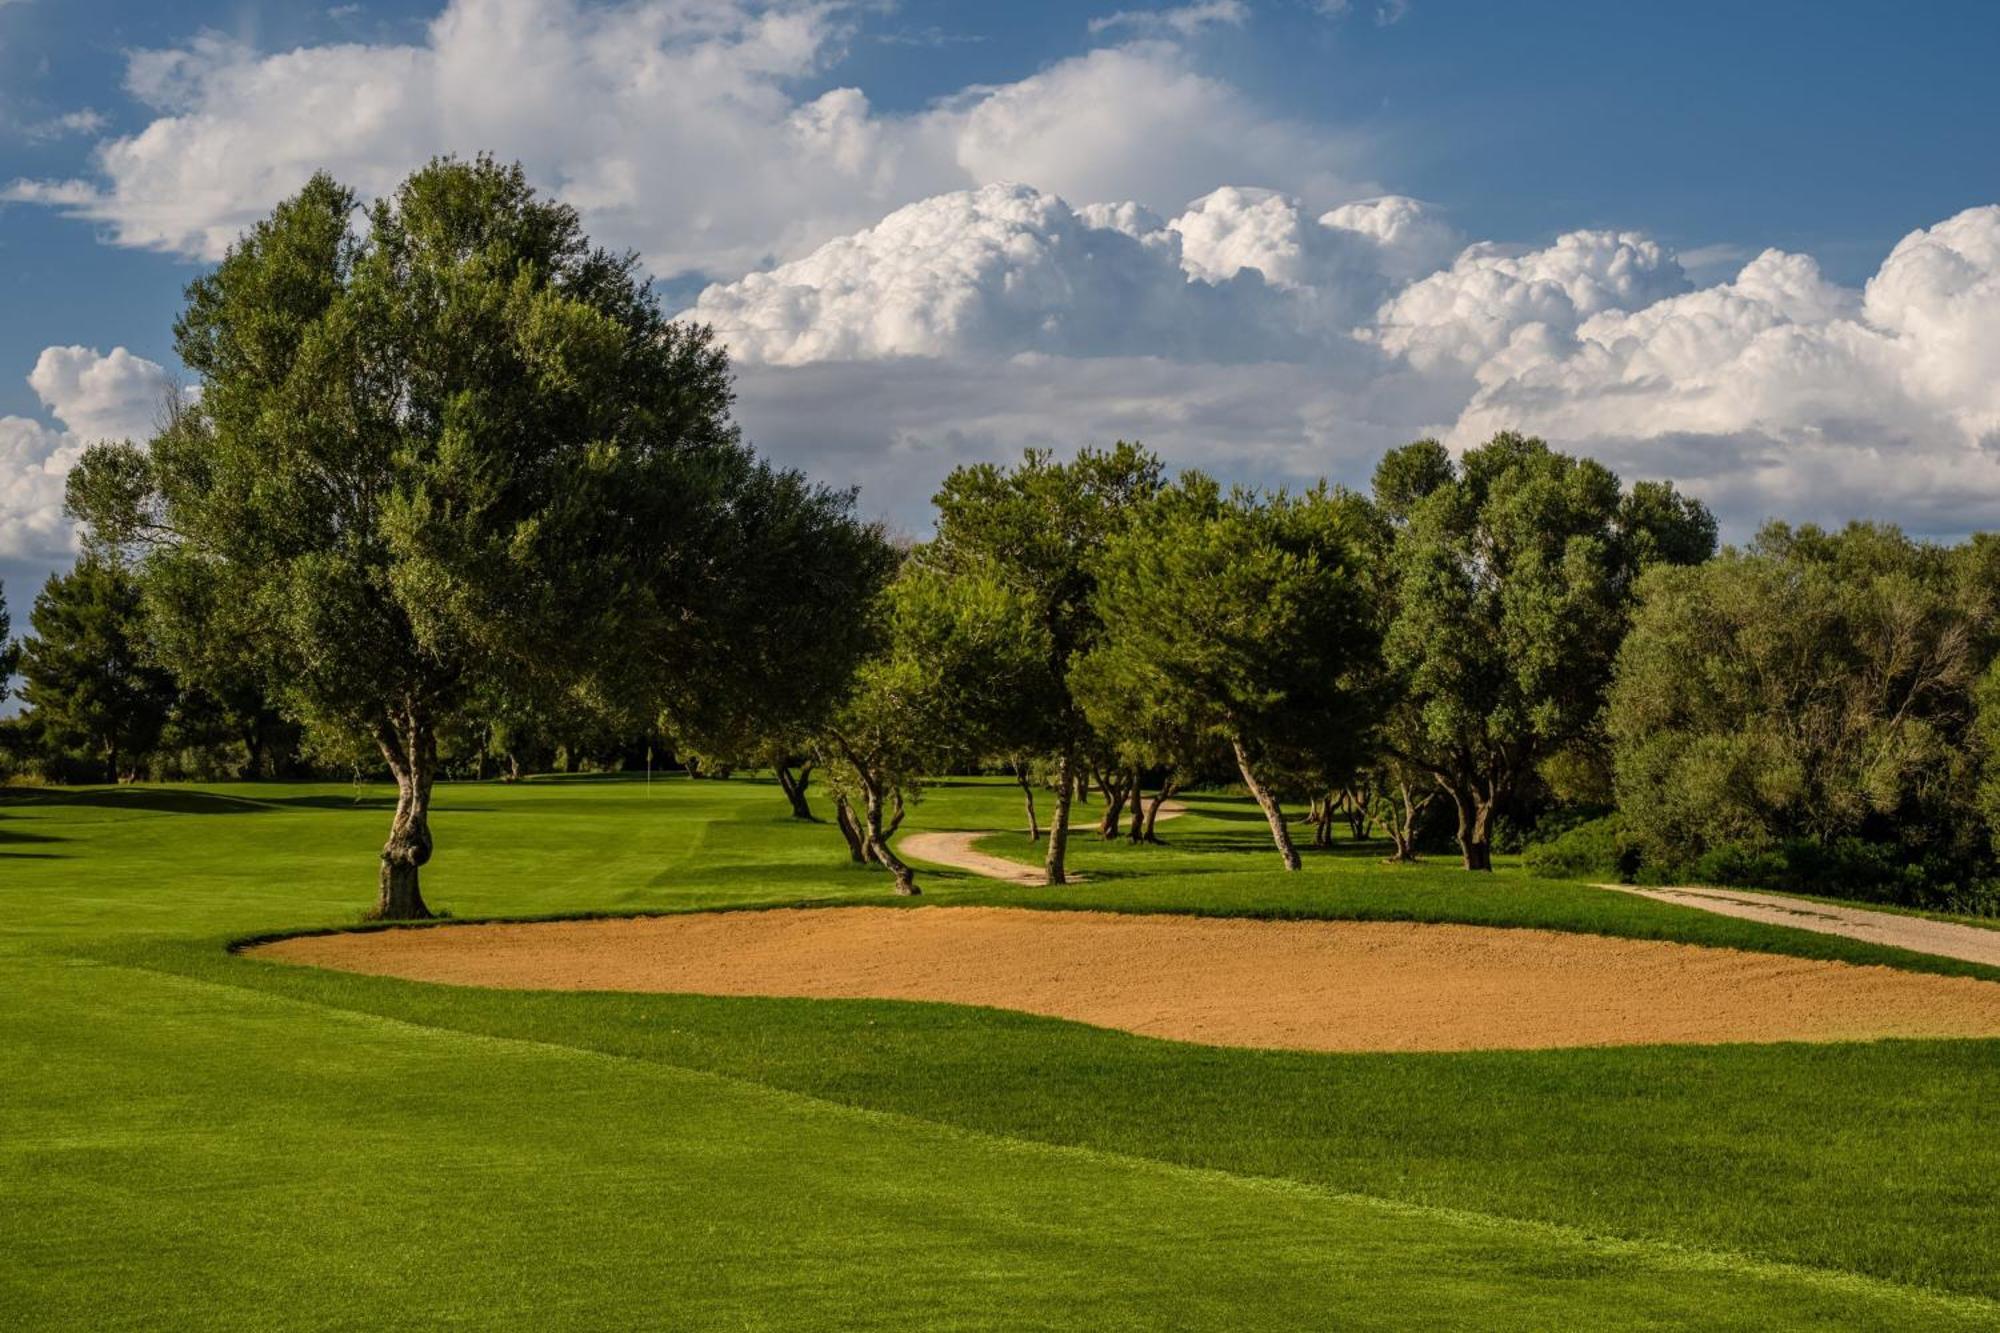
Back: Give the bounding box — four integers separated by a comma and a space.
5, 0, 2000, 548
689, 190, 2000, 535
5, 0, 1366, 279
1, 347, 168, 582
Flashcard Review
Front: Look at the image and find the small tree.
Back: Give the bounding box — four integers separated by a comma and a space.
820, 564, 1050, 893
1083, 475, 1381, 870
924, 443, 1163, 884
69, 158, 774, 918
651, 466, 896, 822
15, 558, 176, 781
1375, 434, 1715, 870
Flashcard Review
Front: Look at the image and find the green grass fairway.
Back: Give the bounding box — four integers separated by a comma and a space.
5, 777, 1998, 1328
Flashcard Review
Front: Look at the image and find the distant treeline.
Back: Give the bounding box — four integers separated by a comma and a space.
5, 156, 1995, 919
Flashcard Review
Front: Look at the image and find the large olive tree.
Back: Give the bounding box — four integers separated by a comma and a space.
1375, 434, 1715, 870
68, 158, 775, 918
1081, 475, 1382, 871
923, 443, 1162, 884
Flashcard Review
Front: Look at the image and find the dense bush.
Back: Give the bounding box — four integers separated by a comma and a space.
1523, 814, 1639, 882
1670, 838, 2000, 916
1607, 522, 2000, 910
1526, 813, 2000, 916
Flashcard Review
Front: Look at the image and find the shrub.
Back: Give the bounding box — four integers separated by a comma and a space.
1523, 814, 1640, 882
1652, 836, 2000, 917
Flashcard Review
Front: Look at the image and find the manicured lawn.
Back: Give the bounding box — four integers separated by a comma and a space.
4, 776, 1998, 1328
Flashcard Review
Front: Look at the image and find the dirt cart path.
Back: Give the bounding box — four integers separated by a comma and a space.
1601, 883, 2000, 968
898, 802, 1186, 886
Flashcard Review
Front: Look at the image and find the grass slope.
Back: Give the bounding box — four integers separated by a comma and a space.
4, 776, 1998, 1327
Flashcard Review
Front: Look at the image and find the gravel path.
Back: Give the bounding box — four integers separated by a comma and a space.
898, 802, 1187, 885
1601, 883, 2000, 967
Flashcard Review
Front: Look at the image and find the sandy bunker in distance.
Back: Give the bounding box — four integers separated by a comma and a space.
252, 906, 2000, 1052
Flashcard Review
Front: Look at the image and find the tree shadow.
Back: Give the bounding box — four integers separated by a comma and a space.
0, 788, 277, 816
0, 787, 492, 816
0, 819, 65, 858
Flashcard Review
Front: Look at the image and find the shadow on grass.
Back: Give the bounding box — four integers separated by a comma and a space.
0, 788, 278, 816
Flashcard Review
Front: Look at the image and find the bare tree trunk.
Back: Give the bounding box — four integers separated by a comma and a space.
1127, 769, 1147, 842
1142, 780, 1177, 843
1045, 746, 1075, 885
1311, 794, 1334, 848
373, 708, 435, 920
1097, 769, 1130, 838
833, 793, 868, 864
1231, 736, 1301, 872
775, 762, 816, 821
1014, 761, 1041, 840
859, 781, 919, 895
1342, 785, 1371, 840
1445, 780, 1495, 872
1385, 773, 1425, 863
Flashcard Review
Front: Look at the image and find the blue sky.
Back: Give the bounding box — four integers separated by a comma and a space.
3, 0, 1999, 594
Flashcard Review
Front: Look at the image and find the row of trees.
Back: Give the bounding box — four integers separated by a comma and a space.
776, 431, 1718, 895
10, 154, 1993, 916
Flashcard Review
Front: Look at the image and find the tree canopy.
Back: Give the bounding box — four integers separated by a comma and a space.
1375, 432, 1716, 869
66, 156, 821, 917
922, 441, 1163, 883
1610, 522, 2000, 899
1083, 474, 1382, 869
15, 557, 175, 782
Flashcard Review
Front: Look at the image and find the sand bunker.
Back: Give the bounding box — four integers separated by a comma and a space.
252, 907, 2000, 1052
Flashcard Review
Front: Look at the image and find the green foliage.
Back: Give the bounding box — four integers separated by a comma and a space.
1522, 813, 1638, 882
1609, 521, 1995, 905
925, 441, 1164, 755
14, 557, 176, 780
1663, 839, 2000, 917
1084, 474, 1381, 772
68, 156, 756, 747
826, 564, 1052, 791
658, 467, 896, 767
0, 579, 18, 681
1377, 432, 1716, 867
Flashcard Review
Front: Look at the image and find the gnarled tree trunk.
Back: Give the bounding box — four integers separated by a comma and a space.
1097, 768, 1131, 838
1126, 769, 1146, 842
1141, 780, 1177, 843
775, 761, 816, 821
858, 781, 918, 895
1341, 785, 1371, 841
1443, 780, 1495, 871
1382, 767, 1434, 863
1231, 736, 1300, 872
1045, 746, 1075, 885
833, 793, 868, 863
372, 707, 436, 920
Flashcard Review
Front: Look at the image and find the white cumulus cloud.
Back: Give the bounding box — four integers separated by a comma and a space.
689, 188, 2000, 538
685, 183, 1460, 363
1447, 208, 2000, 531
1, 347, 170, 572
1370, 229, 1689, 373
5, 0, 1370, 280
